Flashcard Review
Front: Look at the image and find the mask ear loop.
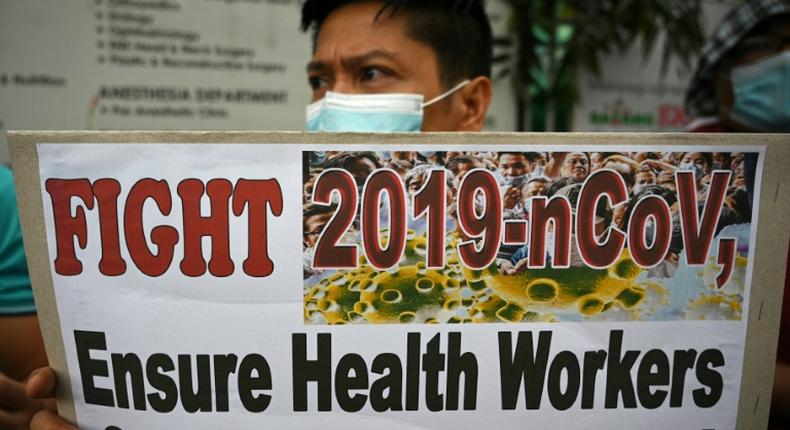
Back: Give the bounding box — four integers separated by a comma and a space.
422, 79, 471, 107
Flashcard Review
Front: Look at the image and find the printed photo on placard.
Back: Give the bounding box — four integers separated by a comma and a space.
302, 150, 756, 324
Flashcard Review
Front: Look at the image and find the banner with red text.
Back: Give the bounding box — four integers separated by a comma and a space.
34, 142, 764, 429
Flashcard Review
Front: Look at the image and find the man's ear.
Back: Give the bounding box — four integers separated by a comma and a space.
456, 76, 493, 131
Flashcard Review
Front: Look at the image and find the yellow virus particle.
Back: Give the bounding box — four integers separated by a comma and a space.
468, 291, 556, 323
683, 293, 743, 320
478, 250, 648, 317
584, 281, 669, 321
354, 263, 463, 323
699, 254, 748, 293
304, 261, 376, 324
306, 231, 466, 324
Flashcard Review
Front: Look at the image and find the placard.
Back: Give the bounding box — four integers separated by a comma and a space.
9, 131, 790, 429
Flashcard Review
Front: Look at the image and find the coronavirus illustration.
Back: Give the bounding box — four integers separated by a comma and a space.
303, 150, 756, 324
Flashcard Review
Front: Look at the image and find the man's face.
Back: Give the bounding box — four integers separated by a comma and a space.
498, 153, 530, 179
524, 180, 547, 197
406, 171, 428, 198
531, 153, 547, 170
308, 1, 468, 131
635, 171, 656, 186
561, 152, 589, 180
451, 160, 483, 186
713, 14, 790, 131
390, 151, 414, 162
304, 211, 334, 247
681, 152, 709, 174
712, 152, 728, 170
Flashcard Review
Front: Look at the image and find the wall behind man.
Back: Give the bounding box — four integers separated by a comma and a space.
0, 0, 519, 165
572, 0, 733, 132
0, 0, 314, 165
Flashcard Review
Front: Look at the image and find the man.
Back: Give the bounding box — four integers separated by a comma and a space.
559, 152, 589, 181
445, 154, 486, 187
323, 151, 382, 185
496, 152, 531, 222
523, 176, 549, 198
683, 1, 790, 424
496, 152, 531, 186
302, 0, 493, 132
632, 167, 657, 195
21, 1, 495, 428
685, 1, 790, 133
678, 151, 712, 195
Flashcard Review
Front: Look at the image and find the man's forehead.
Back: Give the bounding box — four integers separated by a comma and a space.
500, 154, 526, 162
307, 48, 401, 72
312, 1, 411, 54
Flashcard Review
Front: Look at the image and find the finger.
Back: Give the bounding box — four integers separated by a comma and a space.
44, 398, 58, 413
30, 410, 77, 430
0, 408, 28, 429
0, 373, 27, 410
26, 368, 57, 400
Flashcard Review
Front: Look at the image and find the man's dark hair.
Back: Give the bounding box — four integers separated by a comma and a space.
497, 151, 525, 160
524, 152, 544, 163
300, 0, 493, 87
444, 154, 483, 173
323, 151, 382, 170
304, 202, 338, 221
620, 184, 677, 230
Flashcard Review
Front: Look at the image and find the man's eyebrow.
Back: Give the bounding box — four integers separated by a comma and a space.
342, 49, 400, 69
306, 61, 328, 73
306, 49, 401, 73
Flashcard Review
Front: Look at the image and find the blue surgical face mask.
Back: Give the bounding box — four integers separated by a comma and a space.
730, 51, 790, 132
497, 172, 528, 188
679, 162, 704, 180
305, 80, 470, 132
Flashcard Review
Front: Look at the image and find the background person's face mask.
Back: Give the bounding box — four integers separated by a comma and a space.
496, 171, 528, 188
679, 161, 705, 181
305, 80, 469, 132
730, 51, 790, 132
529, 165, 545, 178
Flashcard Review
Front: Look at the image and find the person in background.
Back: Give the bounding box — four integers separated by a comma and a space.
0, 166, 50, 430
445, 154, 485, 187
496, 152, 531, 187
525, 151, 548, 178
323, 151, 383, 186
676, 151, 715, 198
600, 154, 638, 190
632, 167, 657, 196
389, 151, 417, 166
559, 152, 590, 181
683, 0, 790, 425
685, 1, 790, 133
523, 176, 549, 199
589, 152, 615, 172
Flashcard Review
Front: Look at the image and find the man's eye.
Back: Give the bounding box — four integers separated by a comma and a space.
359, 67, 387, 82
308, 76, 329, 90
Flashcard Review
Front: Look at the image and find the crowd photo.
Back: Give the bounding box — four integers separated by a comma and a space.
302, 148, 757, 325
